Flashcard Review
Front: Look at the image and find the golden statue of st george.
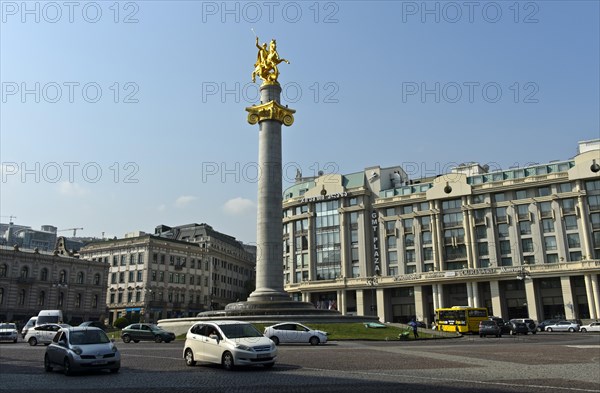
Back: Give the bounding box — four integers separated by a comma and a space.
251, 37, 290, 85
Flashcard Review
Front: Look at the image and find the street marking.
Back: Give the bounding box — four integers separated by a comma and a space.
566, 345, 600, 349
302, 367, 600, 392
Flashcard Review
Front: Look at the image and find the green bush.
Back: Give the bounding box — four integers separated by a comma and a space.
113, 317, 130, 329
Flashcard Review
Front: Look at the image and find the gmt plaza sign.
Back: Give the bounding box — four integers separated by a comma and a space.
371, 211, 380, 274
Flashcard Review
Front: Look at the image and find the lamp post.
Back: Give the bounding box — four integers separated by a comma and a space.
516, 267, 531, 281
366, 268, 380, 316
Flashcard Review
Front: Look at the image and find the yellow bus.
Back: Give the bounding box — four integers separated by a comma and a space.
435, 306, 489, 334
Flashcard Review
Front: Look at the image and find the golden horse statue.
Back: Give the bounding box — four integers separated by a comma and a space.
252, 37, 290, 84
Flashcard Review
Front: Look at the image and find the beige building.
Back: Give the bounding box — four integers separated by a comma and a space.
282, 140, 600, 324
80, 223, 255, 324
0, 239, 109, 325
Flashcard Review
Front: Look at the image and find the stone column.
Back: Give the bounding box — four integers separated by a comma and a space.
560, 276, 576, 320
585, 274, 598, 319
490, 280, 503, 317
246, 83, 295, 303
524, 278, 539, 322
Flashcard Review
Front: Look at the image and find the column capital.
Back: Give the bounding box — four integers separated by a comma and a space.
246, 100, 296, 126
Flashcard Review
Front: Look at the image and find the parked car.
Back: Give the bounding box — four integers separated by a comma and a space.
580, 322, 600, 333
183, 321, 277, 370
510, 318, 537, 334
21, 316, 37, 338
506, 320, 529, 335
545, 321, 580, 332
121, 323, 175, 343
537, 319, 560, 332
44, 327, 120, 375
0, 323, 19, 343
25, 324, 71, 346
478, 320, 502, 338
489, 316, 511, 334
79, 321, 107, 331
263, 322, 328, 345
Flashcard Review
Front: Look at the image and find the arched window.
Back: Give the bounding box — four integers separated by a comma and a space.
38, 291, 45, 306
18, 289, 26, 305
58, 292, 64, 307
0, 288, 4, 304
93, 273, 101, 286
0, 264, 7, 277
59, 270, 67, 284
75, 293, 81, 308
76, 272, 84, 284
40, 268, 48, 281
92, 294, 98, 308
20, 266, 29, 279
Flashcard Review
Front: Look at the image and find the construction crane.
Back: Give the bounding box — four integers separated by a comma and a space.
58, 228, 84, 237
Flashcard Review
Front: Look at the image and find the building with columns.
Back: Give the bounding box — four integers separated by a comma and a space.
282, 140, 600, 324
79, 223, 256, 325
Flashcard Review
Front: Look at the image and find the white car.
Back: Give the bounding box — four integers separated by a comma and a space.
25, 323, 71, 346
183, 321, 276, 370
0, 323, 19, 343
580, 322, 600, 333
264, 322, 328, 345
544, 321, 580, 332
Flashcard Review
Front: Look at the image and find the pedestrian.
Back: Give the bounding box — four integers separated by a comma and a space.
409, 320, 419, 339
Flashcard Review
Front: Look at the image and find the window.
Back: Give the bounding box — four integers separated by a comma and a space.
0, 264, 7, 277
58, 292, 64, 307
137, 271, 143, 282
120, 255, 126, 266
423, 247, 433, 261
538, 187, 551, 197
569, 251, 582, 261
494, 193, 505, 202
521, 238, 534, 253
546, 254, 559, 263
40, 268, 48, 281
496, 207, 508, 222
92, 295, 98, 308
542, 219, 554, 233
564, 216, 578, 230
111, 273, 116, 284
59, 270, 67, 284
499, 240, 511, 255
561, 198, 576, 214
516, 205, 530, 220
20, 266, 29, 279
18, 289, 26, 305
497, 224, 509, 238
386, 236, 397, 248
138, 253, 144, 264
589, 195, 600, 211
544, 236, 557, 251
75, 294, 81, 308
559, 182, 573, 193
519, 221, 531, 235
76, 272, 84, 284
128, 271, 134, 282
38, 291, 45, 306
500, 257, 512, 266
442, 199, 461, 210
130, 254, 136, 265
93, 274, 101, 285
119, 272, 125, 283
540, 202, 553, 217
0, 288, 4, 304
404, 234, 414, 247
567, 234, 581, 248
405, 249, 415, 263
110, 293, 115, 304
422, 231, 432, 244
475, 226, 487, 240
515, 190, 528, 200
113, 256, 118, 266
477, 243, 489, 256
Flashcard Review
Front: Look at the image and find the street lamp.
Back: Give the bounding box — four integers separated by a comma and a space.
516, 267, 531, 281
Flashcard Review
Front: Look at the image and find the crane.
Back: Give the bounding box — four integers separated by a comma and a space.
58, 227, 84, 237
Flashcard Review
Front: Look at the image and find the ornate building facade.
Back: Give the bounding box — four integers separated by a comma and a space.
282, 140, 600, 324
0, 240, 109, 325
80, 223, 255, 325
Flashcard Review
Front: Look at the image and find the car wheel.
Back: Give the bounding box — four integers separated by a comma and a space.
309, 336, 320, 346
28, 337, 37, 346
581, 328, 587, 333
154, 335, 163, 343
479, 334, 483, 338
110, 368, 119, 374
13, 338, 17, 343
496, 334, 501, 338
532, 331, 536, 335
44, 355, 53, 372
263, 362, 275, 368
122, 335, 131, 343
222, 351, 235, 371
270, 336, 279, 346
568, 327, 575, 332
185, 349, 196, 367
547, 328, 553, 332
63, 358, 72, 376
536, 327, 542, 332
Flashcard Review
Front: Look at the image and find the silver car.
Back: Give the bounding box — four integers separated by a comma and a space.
264, 322, 328, 345
545, 321, 580, 332
25, 323, 71, 346
44, 327, 120, 375
0, 323, 19, 343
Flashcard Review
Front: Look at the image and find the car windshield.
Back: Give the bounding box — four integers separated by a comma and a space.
150, 325, 164, 332
0, 323, 16, 329
37, 316, 60, 324
219, 323, 263, 339
69, 330, 110, 345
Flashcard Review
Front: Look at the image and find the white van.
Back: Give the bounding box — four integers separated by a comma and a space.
36, 310, 64, 326
21, 316, 37, 338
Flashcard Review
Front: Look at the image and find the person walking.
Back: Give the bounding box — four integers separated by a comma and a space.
409, 320, 419, 339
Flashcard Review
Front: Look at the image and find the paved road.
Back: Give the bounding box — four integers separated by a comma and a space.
1, 333, 599, 393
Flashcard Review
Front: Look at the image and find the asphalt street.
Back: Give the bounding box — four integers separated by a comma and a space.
1, 332, 599, 393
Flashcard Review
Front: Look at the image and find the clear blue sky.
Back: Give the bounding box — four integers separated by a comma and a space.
1, 1, 598, 244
